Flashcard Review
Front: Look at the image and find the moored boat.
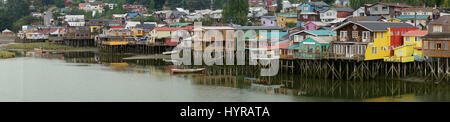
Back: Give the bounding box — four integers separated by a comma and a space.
171, 68, 206, 73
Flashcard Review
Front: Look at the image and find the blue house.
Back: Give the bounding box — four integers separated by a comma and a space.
297, 1, 329, 27
126, 13, 143, 19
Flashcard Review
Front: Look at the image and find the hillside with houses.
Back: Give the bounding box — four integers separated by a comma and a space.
0, 0, 448, 81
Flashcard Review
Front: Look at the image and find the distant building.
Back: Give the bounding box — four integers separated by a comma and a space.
320, 8, 353, 24
297, 1, 329, 27
261, 16, 277, 27
365, 2, 412, 19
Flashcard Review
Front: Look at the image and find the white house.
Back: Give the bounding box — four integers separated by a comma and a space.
353, 7, 366, 16
125, 21, 141, 29
65, 15, 85, 22
320, 8, 353, 24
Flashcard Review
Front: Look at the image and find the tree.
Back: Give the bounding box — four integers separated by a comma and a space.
221, 0, 249, 26
442, 0, 450, 8
276, 0, 282, 13
13, 16, 41, 31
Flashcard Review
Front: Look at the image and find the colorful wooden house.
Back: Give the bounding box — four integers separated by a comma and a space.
277, 14, 297, 28
319, 8, 353, 24
294, 36, 333, 59
283, 30, 335, 59
403, 30, 428, 61
297, 1, 329, 27
422, 16, 450, 58
303, 21, 329, 30
332, 21, 416, 60
261, 16, 277, 27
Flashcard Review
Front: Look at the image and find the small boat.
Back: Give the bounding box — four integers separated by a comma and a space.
162, 50, 178, 55
34, 48, 47, 53
171, 68, 206, 73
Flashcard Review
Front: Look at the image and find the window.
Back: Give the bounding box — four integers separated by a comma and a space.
416, 37, 421, 42
405, 37, 410, 42
340, 31, 347, 41
433, 25, 443, 32
398, 50, 403, 56
304, 7, 308, 11
380, 33, 384, 38
352, 31, 358, 39
424, 41, 428, 49
445, 41, 449, 50
430, 41, 435, 49
303, 15, 308, 19
375, 32, 377, 39
372, 47, 377, 54
437, 42, 442, 50
294, 35, 304, 42
362, 31, 370, 41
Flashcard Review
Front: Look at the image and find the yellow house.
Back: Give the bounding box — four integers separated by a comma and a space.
388, 30, 428, 62
277, 14, 297, 28
365, 30, 391, 60
384, 44, 415, 62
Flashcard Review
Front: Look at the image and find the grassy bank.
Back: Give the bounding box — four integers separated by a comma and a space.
4, 42, 81, 51
0, 50, 15, 59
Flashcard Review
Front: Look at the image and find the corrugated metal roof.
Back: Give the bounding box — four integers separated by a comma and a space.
334, 21, 415, 32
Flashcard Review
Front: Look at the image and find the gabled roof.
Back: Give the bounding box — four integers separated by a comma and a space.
430, 15, 450, 25
136, 24, 156, 30
333, 21, 415, 32
296, 30, 336, 36
347, 16, 384, 21
306, 36, 334, 44
126, 13, 143, 19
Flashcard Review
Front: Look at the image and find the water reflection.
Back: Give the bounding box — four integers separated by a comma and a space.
23, 51, 450, 102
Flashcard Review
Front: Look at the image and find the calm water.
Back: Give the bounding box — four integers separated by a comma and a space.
1, 51, 450, 102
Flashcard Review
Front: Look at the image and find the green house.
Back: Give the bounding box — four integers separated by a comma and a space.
296, 36, 333, 58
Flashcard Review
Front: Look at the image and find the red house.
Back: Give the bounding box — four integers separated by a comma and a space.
389, 27, 419, 49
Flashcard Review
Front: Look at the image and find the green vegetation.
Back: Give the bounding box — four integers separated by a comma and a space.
286, 22, 297, 28
0, 0, 31, 32
4, 43, 82, 51
221, 0, 249, 26
0, 50, 15, 59
13, 16, 42, 32
132, 16, 162, 23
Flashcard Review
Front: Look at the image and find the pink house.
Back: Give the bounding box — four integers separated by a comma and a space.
304, 21, 319, 30
303, 21, 329, 30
